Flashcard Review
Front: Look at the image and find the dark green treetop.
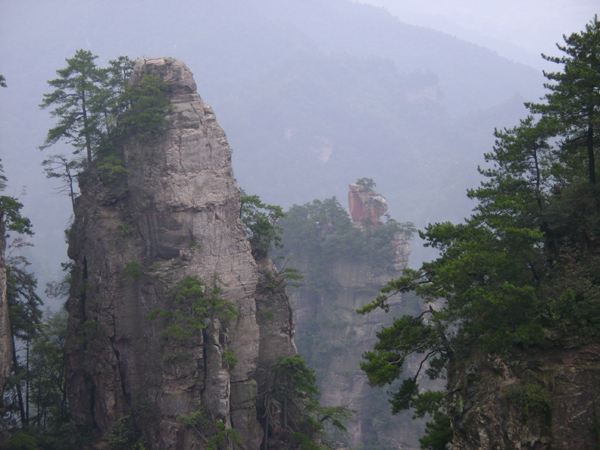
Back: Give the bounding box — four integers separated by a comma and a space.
118, 73, 171, 138
0, 160, 32, 236
240, 192, 285, 260
355, 177, 376, 189
529, 14, 600, 186
39, 50, 172, 213
39, 50, 105, 164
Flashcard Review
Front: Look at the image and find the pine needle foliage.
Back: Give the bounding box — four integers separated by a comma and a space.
358, 16, 600, 450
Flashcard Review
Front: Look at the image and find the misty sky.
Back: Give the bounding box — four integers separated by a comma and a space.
0, 0, 598, 286
358, 0, 598, 68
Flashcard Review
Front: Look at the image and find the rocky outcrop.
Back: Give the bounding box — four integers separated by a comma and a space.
448, 340, 600, 450
65, 57, 295, 449
348, 183, 388, 225
291, 190, 418, 449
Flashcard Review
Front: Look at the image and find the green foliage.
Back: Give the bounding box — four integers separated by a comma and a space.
119, 73, 171, 138
222, 349, 238, 368
118, 223, 136, 238
0, 161, 33, 236
28, 310, 70, 429
259, 354, 353, 448
177, 407, 214, 438
275, 197, 412, 295
148, 275, 239, 342
278, 266, 304, 287
39, 49, 105, 163
291, 432, 325, 450
38, 50, 171, 211
528, 15, 600, 186
355, 177, 376, 189
97, 155, 130, 184
358, 17, 600, 449
0, 196, 33, 236
6, 248, 43, 343
0, 431, 40, 450
507, 382, 553, 426
240, 192, 284, 259
122, 262, 143, 279
41, 154, 80, 210
177, 409, 243, 449
4, 264, 73, 439
273, 354, 320, 404
104, 414, 135, 450
418, 412, 452, 450
206, 421, 244, 450
92, 56, 136, 143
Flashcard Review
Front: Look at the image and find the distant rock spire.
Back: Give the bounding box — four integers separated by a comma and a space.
348, 183, 388, 225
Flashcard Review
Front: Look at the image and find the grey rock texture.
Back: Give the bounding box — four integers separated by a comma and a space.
65, 57, 295, 449
448, 340, 600, 450
292, 221, 419, 448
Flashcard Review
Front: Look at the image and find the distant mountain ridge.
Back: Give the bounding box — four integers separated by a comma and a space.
1, 0, 544, 301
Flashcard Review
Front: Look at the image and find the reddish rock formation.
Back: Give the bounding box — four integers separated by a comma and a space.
348, 183, 388, 225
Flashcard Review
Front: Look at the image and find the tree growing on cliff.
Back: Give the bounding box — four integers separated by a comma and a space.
259, 354, 352, 450
39, 51, 173, 214
118, 73, 171, 138
528, 15, 600, 187
355, 177, 376, 189
0, 162, 33, 237
240, 193, 284, 260
39, 50, 106, 164
358, 17, 600, 450
147, 275, 239, 342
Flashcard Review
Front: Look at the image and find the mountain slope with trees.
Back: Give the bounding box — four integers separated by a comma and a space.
0, 0, 544, 289
359, 16, 600, 449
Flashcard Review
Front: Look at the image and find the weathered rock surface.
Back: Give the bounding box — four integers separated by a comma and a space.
292, 188, 418, 449
65, 57, 295, 449
448, 340, 600, 450
348, 183, 388, 225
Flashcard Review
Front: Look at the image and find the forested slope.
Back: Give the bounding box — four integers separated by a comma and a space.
359, 16, 600, 449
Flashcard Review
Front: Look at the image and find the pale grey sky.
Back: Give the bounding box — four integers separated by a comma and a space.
357, 0, 598, 68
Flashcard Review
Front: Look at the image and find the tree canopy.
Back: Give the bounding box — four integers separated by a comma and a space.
358, 16, 600, 450
38, 50, 170, 205
274, 196, 414, 296
240, 193, 285, 260
0, 161, 32, 237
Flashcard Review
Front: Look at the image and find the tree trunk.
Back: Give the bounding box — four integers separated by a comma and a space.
12, 342, 27, 427
587, 120, 596, 186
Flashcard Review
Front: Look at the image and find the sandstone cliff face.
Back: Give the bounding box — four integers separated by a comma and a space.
448, 340, 600, 450
65, 57, 295, 449
291, 188, 418, 449
293, 258, 417, 449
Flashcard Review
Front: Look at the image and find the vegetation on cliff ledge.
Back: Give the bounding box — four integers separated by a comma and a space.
39, 50, 171, 211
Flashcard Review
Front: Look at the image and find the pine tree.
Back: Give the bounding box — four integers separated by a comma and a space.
358, 16, 600, 449
529, 15, 600, 186
39, 50, 105, 164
